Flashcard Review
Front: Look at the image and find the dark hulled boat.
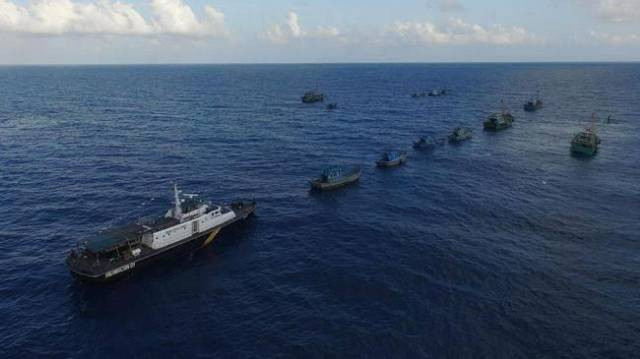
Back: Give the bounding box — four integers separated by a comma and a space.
571, 114, 601, 156
428, 89, 448, 97
376, 151, 408, 167
524, 93, 543, 112
66, 184, 256, 282
524, 99, 543, 112
310, 166, 361, 190
413, 137, 437, 150
484, 112, 515, 130
448, 127, 472, 143
484, 100, 515, 130
302, 91, 324, 103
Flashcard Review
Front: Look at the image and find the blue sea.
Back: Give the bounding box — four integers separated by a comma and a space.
1, 63, 639, 358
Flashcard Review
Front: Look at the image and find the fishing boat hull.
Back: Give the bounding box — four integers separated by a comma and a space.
484, 112, 514, 131
413, 140, 436, 150
67, 201, 256, 283
302, 93, 324, 103
571, 143, 598, 156
448, 135, 472, 143
524, 102, 543, 112
483, 121, 512, 131
310, 170, 361, 190
376, 153, 408, 167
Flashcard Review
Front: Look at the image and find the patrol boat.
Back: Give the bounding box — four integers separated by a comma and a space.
571, 113, 601, 156
66, 184, 256, 282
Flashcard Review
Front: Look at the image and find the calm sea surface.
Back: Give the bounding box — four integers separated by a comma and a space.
0, 63, 639, 358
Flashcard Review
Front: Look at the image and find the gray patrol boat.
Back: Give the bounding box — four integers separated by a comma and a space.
66, 184, 256, 282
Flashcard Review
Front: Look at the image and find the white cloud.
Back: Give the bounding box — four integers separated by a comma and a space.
575, 0, 640, 22
308, 26, 340, 39
591, 30, 640, 44
0, 0, 227, 37
265, 11, 340, 45
388, 18, 536, 45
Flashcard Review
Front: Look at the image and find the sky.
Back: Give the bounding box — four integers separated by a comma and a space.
0, 0, 639, 64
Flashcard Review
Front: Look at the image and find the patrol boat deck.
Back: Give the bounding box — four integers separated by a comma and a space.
66, 184, 256, 282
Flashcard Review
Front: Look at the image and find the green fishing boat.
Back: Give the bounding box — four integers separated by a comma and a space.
571, 114, 601, 156
524, 92, 543, 112
310, 166, 361, 190
484, 100, 514, 130
302, 91, 324, 103
376, 151, 408, 168
448, 127, 472, 143
483, 112, 514, 130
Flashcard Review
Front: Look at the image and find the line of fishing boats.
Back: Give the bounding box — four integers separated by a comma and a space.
306, 92, 604, 191
64, 89, 607, 282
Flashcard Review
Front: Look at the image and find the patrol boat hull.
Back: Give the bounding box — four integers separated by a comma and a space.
67, 201, 256, 283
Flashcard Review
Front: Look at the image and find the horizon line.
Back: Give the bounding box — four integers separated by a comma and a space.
1, 60, 639, 67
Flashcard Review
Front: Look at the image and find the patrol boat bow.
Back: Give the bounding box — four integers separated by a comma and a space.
66, 184, 256, 282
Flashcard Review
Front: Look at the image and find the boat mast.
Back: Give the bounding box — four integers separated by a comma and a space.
173, 182, 182, 219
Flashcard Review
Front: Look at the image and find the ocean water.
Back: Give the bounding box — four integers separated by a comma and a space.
0, 63, 639, 358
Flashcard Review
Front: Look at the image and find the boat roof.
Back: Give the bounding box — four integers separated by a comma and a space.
322, 166, 345, 178
384, 151, 402, 160
575, 130, 597, 139
86, 216, 179, 252
181, 196, 204, 213
86, 223, 146, 252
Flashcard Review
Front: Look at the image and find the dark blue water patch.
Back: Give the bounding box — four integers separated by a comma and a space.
0, 63, 639, 358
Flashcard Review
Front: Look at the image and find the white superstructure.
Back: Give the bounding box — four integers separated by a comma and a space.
141, 184, 236, 250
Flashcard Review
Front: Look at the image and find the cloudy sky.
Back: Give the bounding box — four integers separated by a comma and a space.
0, 0, 639, 64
